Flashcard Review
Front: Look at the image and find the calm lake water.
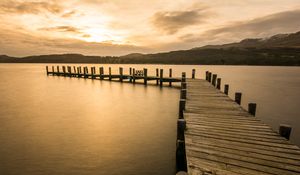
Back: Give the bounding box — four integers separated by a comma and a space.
0, 64, 299, 175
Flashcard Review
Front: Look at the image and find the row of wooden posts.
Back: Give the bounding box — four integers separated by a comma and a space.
176, 73, 188, 173
205, 71, 292, 140
46, 65, 196, 87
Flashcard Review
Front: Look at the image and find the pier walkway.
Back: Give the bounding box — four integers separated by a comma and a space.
183, 79, 300, 175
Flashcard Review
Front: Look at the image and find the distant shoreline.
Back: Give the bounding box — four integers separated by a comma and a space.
1, 47, 300, 66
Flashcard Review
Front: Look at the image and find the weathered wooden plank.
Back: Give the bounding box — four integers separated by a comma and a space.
187, 156, 273, 175
186, 136, 300, 161
187, 151, 300, 175
186, 141, 300, 166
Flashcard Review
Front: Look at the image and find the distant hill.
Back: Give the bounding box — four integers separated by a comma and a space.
1, 31, 300, 66
195, 31, 300, 49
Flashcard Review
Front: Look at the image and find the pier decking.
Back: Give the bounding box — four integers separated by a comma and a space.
183, 79, 300, 175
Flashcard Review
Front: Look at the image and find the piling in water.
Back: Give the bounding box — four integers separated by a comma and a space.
179, 99, 186, 119
208, 72, 212, 82
129, 68, 132, 82
132, 68, 136, 83
156, 68, 159, 85
100, 67, 104, 80
248, 103, 257, 116
216, 78, 221, 90
169, 68, 172, 86
182, 72, 186, 83
279, 124, 292, 140
212, 74, 217, 86
176, 140, 187, 172
192, 69, 195, 79
181, 82, 187, 89
46, 66, 49, 75
91, 67, 94, 79
144, 68, 148, 85
180, 89, 187, 99
235, 92, 242, 105
224, 84, 229, 95
177, 119, 186, 141
160, 69, 163, 87
119, 67, 123, 82
109, 67, 112, 81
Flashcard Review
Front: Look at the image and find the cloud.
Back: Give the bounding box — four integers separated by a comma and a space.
180, 9, 300, 44
0, 28, 150, 57
0, 0, 63, 14
39, 26, 83, 34
151, 7, 210, 35
61, 10, 77, 18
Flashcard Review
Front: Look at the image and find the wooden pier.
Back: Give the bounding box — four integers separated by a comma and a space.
45, 66, 300, 175
46, 65, 182, 86
178, 77, 300, 175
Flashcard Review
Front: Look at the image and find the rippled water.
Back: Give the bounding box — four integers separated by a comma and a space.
0, 64, 299, 175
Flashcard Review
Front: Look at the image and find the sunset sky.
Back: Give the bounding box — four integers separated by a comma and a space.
1, 0, 300, 57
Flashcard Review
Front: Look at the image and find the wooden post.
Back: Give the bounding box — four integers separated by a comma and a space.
192, 69, 195, 79
91, 67, 94, 79
169, 68, 172, 86
119, 67, 123, 82
205, 71, 209, 81
181, 82, 187, 89
83, 67, 87, 77
93, 67, 96, 78
132, 68, 136, 83
63, 66, 66, 76
208, 72, 212, 82
129, 67, 132, 82
109, 67, 112, 81
212, 74, 217, 86
86, 66, 88, 74
235, 92, 242, 105
176, 140, 187, 172
179, 99, 186, 119
180, 89, 187, 99
143, 68, 148, 85
77, 67, 80, 77
51, 66, 54, 74
66, 66, 68, 76
160, 69, 163, 87
73, 66, 76, 75
177, 119, 186, 141
181, 72, 186, 83
46, 66, 49, 75
279, 124, 292, 140
224, 84, 229, 95
79, 66, 82, 74
216, 78, 221, 90
100, 67, 104, 80
248, 103, 257, 116
156, 68, 159, 85
129, 67, 132, 75
86, 67, 88, 77
57, 66, 60, 73
68, 66, 71, 77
